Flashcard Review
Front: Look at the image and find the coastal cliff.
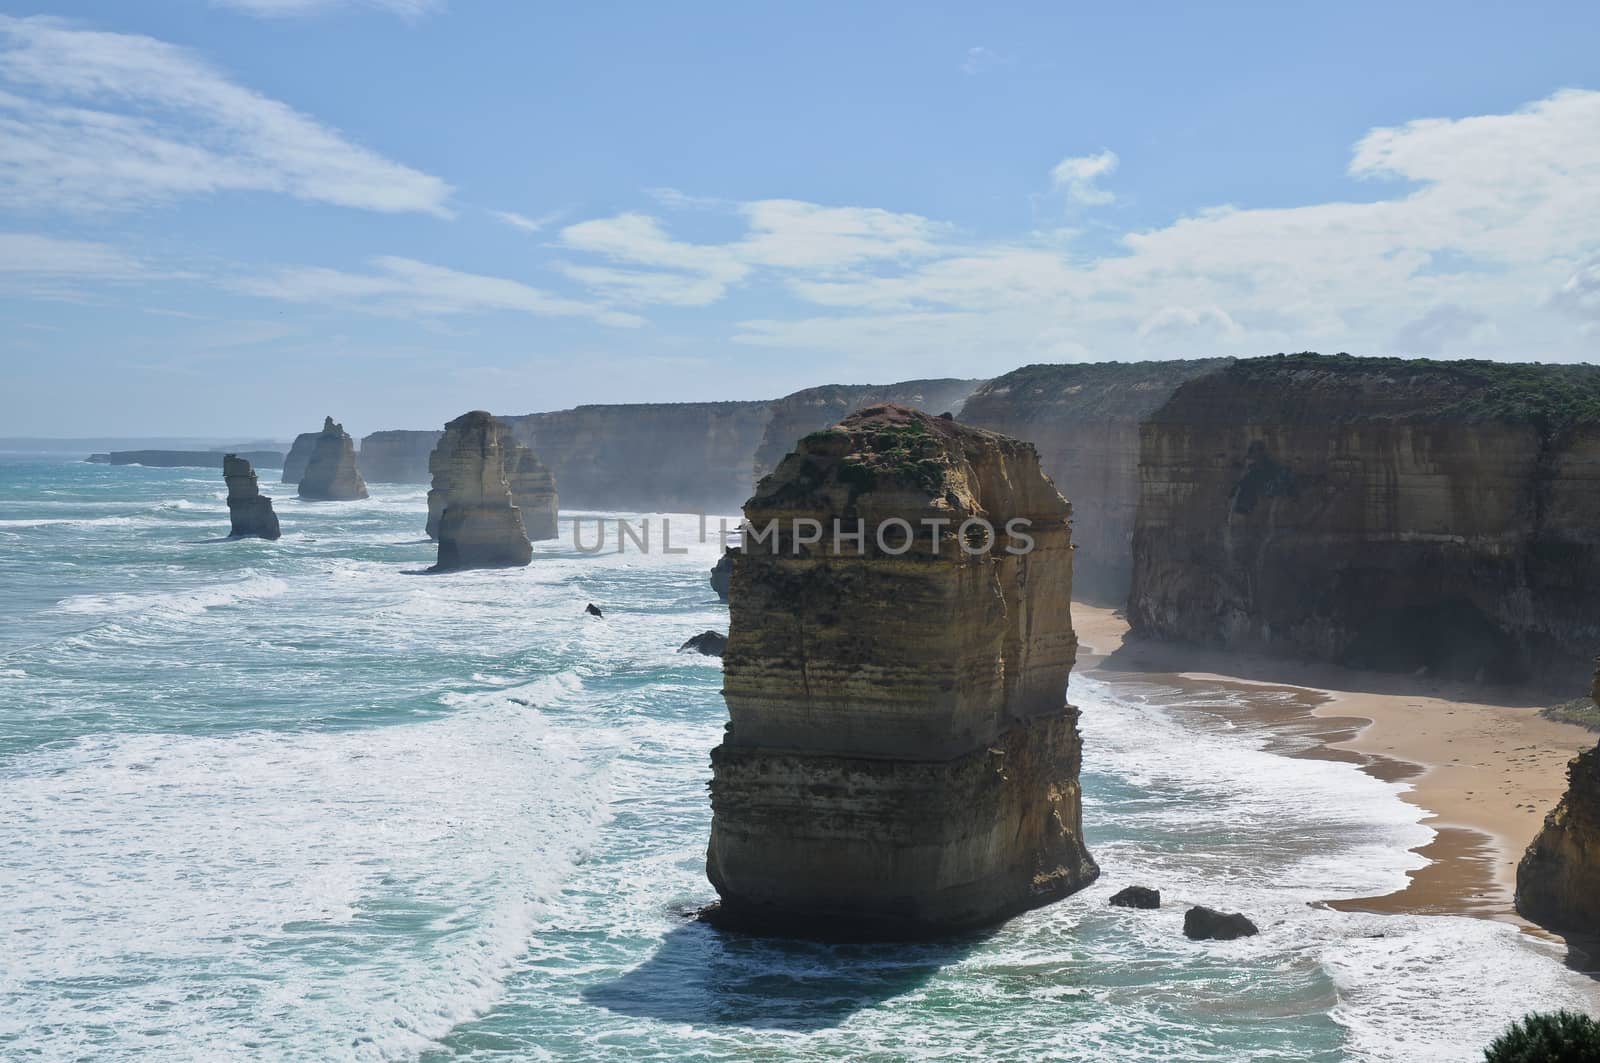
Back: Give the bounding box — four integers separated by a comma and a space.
1128, 355, 1600, 684
426, 413, 558, 542
429, 411, 533, 571
1516, 662, 1600, 933
96, 449, 284, 470
358, 430, 443, 483
222, 455, 280, 540
960, 361, 1231, 603
281, 433, 317, 484
504, 401, 771, 513
705, 404, 1097, 938
750, 379, 985, 483
297, 417, 369, 501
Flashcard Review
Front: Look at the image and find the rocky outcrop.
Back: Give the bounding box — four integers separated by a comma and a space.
426, 414, 558, 542
296, 418, 369, 501
429, 411, 532, 571
504, 401, 772, 514
1183, 906, 1258, 940
709, 548, 735, 601
281, 433, 318, 484
959, 360, 1231, 603
222, 455, 280, 540
98, 449, 284, 470
1129, 355, 1600, 685
705, 404, 1097, 938
750, 379, 985, 483
1109, 885, 1161, 909
1516, 663, 1600, 934
358, 430, 443, 483
679, 631, 727, 657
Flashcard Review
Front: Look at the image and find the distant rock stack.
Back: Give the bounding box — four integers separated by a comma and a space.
223, 454, 281, 540
705, 404, 1098, 939
1516, 660, 1600, 934
281, 432, 318, 484
297, 417, 369, 501
429, 411, 534, 571
427, 413, 558, 542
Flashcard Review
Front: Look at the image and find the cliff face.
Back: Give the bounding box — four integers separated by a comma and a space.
426, 413, 559, 542
1517, 662, 1600, 933
958, 360, 1232, 604
297, 418, 369, 501
750, 379, 985, 483
101, 449, 284, 470
706, 405, 1097, 938
281, 433, 317, 484
504, 402, 772, 513
1128, 355, 1600, 684
222, 455, 280, 540
429, 411, 533, 571
358, 430, 443, 483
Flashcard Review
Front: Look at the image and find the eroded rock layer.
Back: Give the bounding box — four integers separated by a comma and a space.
281, 433, 318, 484
358, 430, 443, 483
297, 418, 369, 501
426, 414, 558, 542
429, 411, 532, 571
223, 454, 280, 540
1516, 662, 1600, 933
706, 404, 1097, 938
1128, 355, 1600, 684
959, 360, 1231, 603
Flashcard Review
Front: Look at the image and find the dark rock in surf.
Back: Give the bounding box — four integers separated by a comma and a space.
1109, 886, 1161, 909
680, 631, 727, 657
586, 603, 603, 618
1183, 906, 1258, 940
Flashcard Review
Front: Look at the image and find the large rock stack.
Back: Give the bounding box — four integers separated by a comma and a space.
429, 411, 534, 571
427, 413, 557, 543
705, 405, 1098, 939
222, 454, 280, 540
297, 418, 369, 501
1516, 660, 1600, 934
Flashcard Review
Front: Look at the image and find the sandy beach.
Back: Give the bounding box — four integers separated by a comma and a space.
1072, 602, 1597, 934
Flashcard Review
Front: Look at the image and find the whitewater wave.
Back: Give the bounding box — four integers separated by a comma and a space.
57, 574, 291, 620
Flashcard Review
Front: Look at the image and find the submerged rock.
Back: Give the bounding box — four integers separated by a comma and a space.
297, 418, 368, 501
679, 631, 727, 657
428, 411, 533, 572
1516, 662, 1600, 934
705, 404, 1097, 939
1109, 886, 1161, 909
223, 454, 280, 540
1183, 906, 1258, 940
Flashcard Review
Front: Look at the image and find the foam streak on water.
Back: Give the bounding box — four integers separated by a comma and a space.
1, 458, 1595, 1061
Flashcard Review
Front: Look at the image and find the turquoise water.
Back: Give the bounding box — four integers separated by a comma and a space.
1, 457, 1593, 1062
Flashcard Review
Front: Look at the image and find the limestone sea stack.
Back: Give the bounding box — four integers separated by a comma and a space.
297, 418, 368, 501
222, 454, 280, 540
705, 404, 1098, 938
426, 413, 558, 542
429, 411, 533, 571
281, 432, 318, 484
1515, 661, 1600, 934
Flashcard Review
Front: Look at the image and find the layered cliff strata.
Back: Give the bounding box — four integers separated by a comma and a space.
222, 454, 281, 540
1516, 662, 1600, 933
429, 411, 533, 571
296, 418, 369, 501
281, 432, 318, 484
426, 413, 558, 542
358, 430, 443, 483
750, 379, 985, 483
959, 360, 1231, 603
1128, 355, 1600, 684
705, 404, 1098, 938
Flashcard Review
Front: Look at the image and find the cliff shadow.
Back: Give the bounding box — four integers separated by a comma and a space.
580, 918, 986, 1032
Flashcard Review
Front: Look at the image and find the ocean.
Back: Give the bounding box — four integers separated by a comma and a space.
1, 456, 1593, 1062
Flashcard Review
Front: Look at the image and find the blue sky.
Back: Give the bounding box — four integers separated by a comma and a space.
2, 1, 1598, 438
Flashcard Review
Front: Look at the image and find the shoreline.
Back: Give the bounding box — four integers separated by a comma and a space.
1071, 603, 1594, 933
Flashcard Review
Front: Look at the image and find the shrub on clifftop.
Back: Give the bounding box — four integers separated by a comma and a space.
1484, 1010, 1600, 1062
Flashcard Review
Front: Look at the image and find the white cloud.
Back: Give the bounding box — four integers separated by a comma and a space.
233, 256, 643, 327
0, 15, 450, 215
1136, 304, 1241, 340
1049, 150, 1118, 206
210, 0, 443, 18
1393, 303, 1491, 354
1551, 260, 1600, 322
491, 209, 563, 234
961, 47, 1012, 75
0, 232, 146, 276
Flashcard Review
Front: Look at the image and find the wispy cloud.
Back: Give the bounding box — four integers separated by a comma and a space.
490, 208, 564, 234
0, 232, 147, 277
960, 46, 1012, 75
0, 15, 451, 215
233, 256, 644, 328
209, 0, 444, 19
1049, 150, 1118, 206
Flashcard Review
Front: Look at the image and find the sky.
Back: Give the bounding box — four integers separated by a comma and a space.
1, 1, 1598, 439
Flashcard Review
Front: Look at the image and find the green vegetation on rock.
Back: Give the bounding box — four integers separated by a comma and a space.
1483, 1010, 1600, 1062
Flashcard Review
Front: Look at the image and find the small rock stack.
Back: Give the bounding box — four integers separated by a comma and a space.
223, 454, 281, 540
297, 417, 368, 501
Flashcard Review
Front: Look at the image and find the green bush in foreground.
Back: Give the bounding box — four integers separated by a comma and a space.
1484, 1010, 1600, 1062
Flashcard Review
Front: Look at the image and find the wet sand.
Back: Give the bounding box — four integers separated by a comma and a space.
1072, 603, 1595, 928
